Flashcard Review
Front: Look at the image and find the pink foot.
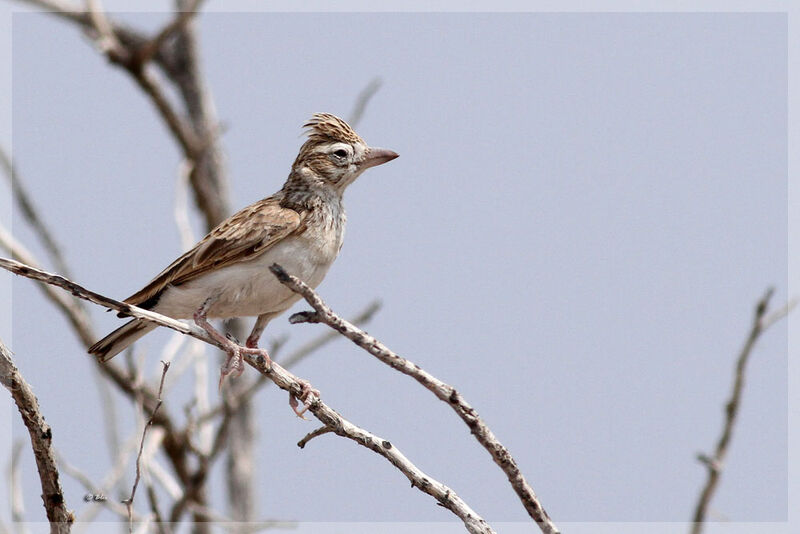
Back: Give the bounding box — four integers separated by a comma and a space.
191, 308, 272, 390
218, 347, 245, 390
289, 380, 320, 419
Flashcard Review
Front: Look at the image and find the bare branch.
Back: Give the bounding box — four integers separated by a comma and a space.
0, 225, 96, 347
9, 440, 28, 529
184, 501, 293, 531
0, 146, 73, 279
124, 361, 170, 532
690, 288, 793, 533
7, 4, 227, 529
225, 380, 255, 526
0, 234, 189, 491
69, 431, 140, 528
348, 77, 382, 128
138, 427, 169, 534
158, 0, 231, 231
0, 161, 187, 479
134, 0, 204, 65
0, 338, 73, 531
144, 484, 166, 534
282, 300, 381, 371
15, 0, 87, 24
146, 457, 183, 502
173, 159, 197, 251
56, 451, 140, 521
1, 257, 495, 533
0, 257, 222, 348
92, 371, 122, 475
128, 65, 202, 158
297, 426, 332, 448
762, 296, 797, 330
18, 0, 202, 165
85, 0, 126, 59
269, 263, 558, 534
194, 300, 380, 424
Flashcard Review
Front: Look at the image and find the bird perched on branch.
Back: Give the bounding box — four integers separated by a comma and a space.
89, 113, 398, 412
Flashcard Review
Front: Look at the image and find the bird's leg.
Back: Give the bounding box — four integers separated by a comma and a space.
288, 380, 321, 419
245, 313, 270, 348
192, 298, 268, 389
239, 313, 274, 370
247, 313, 315, 417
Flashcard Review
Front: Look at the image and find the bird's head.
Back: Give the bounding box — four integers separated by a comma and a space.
291, 113, 398, 193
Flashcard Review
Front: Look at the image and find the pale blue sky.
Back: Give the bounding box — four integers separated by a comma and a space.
0, 3, 794, 533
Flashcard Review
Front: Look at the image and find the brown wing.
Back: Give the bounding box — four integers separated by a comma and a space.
125, 196, 302, 308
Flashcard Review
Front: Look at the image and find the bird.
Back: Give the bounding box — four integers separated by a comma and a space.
89, 113, 398, 412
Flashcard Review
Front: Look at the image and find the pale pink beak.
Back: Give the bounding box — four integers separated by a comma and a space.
360, 147, 399, 170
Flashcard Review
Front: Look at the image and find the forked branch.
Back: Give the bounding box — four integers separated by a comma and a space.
268, 264, 559, 534
0, 257, 496, 534
690, 288, 795, 533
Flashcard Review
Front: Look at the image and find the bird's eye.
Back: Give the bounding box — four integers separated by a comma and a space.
333, 149, 348, 159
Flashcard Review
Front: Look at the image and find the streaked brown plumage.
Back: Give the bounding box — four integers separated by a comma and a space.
89, 113, 398, 408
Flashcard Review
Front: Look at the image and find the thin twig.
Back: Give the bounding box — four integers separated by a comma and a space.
8, 4, 225, 529
0, 146, 73, 279
0, 258, 204, 527
0, 157, 184, 482
173, 159, 196, 252
194, 300, 381, 425
282, 300, 381, 371
269, 263, 558, 534
297, 426, 333, 448
92, 370, 122, 480
124, 361, 170, 532
56, 451, 140, 521
16, 0, 87, 24
9, 440, 27, 529
85, 0, 125, 59
0, 231, 188, 490
134, 0, 204, 65
348, 77, 382, 128
144, 483, 167, 534
167, 0, 230, 230
139, 427, 169, 534
20, 0, 201, 157
0, 224, 96, 347
0, 257, 220, 348
185, 501, 294, 531
690, 288, 794, 534
128, 65, 201, 158
1, 257, 496, 534
0, 338, 73, 532
145, 457, 183, 502
167, 405, 231, 524
241, 348, 496, 534
87, 0, 201, 160
69, 430, 140, 530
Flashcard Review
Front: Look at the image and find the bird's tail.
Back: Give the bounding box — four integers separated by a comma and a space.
88, 319, 157, 362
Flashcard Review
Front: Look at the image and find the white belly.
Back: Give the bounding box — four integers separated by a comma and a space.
153, 231, 341, 320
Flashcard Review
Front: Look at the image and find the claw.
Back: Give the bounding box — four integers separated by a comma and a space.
225, 332, 239, 343
192, 304, 271, 391
218, 345, 246, 391
290, 380, 320, 419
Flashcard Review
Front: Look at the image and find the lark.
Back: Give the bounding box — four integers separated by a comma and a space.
89, 113, 398, 407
